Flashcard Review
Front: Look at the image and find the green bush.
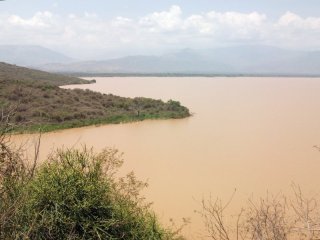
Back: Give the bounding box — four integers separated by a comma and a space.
0, 147, 183, 240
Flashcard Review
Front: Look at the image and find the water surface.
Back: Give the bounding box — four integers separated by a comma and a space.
14, 77, 320, 239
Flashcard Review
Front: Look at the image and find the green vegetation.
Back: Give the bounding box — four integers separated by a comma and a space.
0, 62, 190, 133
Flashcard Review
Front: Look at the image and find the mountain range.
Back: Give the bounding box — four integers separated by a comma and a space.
0, 45, 73, 66
1, 45, 320, 75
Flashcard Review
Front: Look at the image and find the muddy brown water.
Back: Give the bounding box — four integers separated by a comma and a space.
12, 77, 320, 239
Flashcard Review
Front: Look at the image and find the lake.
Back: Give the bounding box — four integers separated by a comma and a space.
13, 77, 320, 239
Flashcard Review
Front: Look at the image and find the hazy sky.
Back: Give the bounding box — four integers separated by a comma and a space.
1, 0, 320, 59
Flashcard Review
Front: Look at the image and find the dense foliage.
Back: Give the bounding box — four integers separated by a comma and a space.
0, 62, 190, 132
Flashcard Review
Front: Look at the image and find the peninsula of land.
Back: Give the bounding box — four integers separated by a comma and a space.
0, 62, 190, 133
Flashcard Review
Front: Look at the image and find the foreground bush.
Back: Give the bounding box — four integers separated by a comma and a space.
0, 144, 183, 239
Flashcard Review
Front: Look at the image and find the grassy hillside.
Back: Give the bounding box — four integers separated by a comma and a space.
0, 62, 190, 132
0, 62, 89, 86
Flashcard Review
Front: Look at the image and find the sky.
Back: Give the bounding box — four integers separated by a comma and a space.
1, 0, 320, 59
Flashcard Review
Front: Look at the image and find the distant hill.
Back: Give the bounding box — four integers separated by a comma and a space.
37, 52, 231, 74
0, 62, 88, 86
37, 46, 320, 75
198, 46, 320, 75
0, 45, 73, 66
0, 62, 190, 132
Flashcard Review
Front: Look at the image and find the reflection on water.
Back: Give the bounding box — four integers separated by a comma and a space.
13, 77, 320, 239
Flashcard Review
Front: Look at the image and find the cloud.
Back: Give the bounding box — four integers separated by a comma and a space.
139, 5, 182, 32
7, 11, 54, 28
272, 11, 320, 48
0, 6, 319, 58
277, 11, 320, 30
183, 11, 267, 40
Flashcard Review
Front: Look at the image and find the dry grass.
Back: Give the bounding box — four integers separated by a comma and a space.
200, 186, 320, 240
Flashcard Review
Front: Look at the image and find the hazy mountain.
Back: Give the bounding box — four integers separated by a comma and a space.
197, 46, 320, 75
0, 45, 74, 66
38, 53, 231, 74
37, 45, 320, 75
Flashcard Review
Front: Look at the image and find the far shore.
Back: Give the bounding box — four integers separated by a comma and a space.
60, 72, 320, 78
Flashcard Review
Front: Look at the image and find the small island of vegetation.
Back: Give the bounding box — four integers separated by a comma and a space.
0, 62, 190, 133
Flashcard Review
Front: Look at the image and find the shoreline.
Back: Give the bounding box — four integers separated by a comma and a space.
12, 113, 191, 134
